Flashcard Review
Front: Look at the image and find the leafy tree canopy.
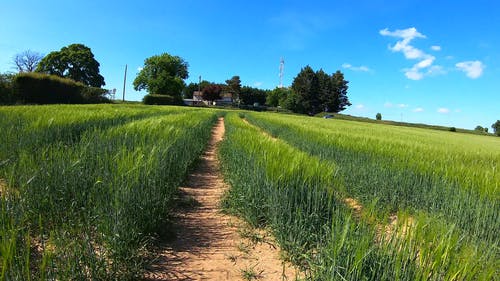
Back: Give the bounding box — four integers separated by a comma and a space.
266, 87, 291, 107
202, 84, 222, 103
183, 80, 211, 98
492, 120, 500, 136
239, 86, 267, 106
225, 75, 241, 100
36, 44, 105, 87
134, 53, 188, 97
291, 65, 350, 115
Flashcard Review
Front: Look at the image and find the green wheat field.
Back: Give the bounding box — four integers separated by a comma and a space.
0, 105, 498, 280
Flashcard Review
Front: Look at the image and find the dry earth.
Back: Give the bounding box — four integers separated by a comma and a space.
144, 117, 301, 281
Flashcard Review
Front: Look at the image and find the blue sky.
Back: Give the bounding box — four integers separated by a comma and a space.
1, 0, 498, 129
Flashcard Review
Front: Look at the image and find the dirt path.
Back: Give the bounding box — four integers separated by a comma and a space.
144, 117, 301, 281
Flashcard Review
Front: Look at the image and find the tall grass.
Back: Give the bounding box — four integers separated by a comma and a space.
219, 112, 498, 280
244, 112, 500, 245
0, 105, 218, 279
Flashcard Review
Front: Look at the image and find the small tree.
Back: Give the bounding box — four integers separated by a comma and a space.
202, 84, 222, 104
13, 50, 43, 72
492, 120, 500, 136
376, 113, 382, 120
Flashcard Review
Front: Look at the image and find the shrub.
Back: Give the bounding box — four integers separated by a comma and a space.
80, 87, 110, 104
143, 94, 183, 105
0, 73, 15, 104
13, 73, 84, 104
449, 127, 456, 132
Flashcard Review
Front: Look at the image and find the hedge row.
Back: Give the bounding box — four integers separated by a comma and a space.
143, 94, 184, 105
0, 73, 109, 105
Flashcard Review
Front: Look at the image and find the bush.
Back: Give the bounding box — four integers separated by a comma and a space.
11, 73, 109, 104
80, 87, 110, 104
376, 113, 382, 120
143, 94, 183, 105
0, 73, 15, 104
449, 127, 456, 132
13, 73, 84, 104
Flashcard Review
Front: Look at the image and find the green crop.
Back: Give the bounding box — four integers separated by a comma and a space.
0, 104, 217, 279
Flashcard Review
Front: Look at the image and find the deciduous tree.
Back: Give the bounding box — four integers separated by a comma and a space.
492, 120, 500, 136
36, 44, 105, 87
225, 75, 241, 101
134, 53, 188, 98
13, 50, 43, 72
202, 84, 222, 104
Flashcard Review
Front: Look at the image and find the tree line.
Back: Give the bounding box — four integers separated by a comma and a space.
0, 44, 109, 104
135, 52, 351, 114
2, 47, 498, 136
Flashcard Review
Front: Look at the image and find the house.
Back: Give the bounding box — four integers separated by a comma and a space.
184, 91, 233, 106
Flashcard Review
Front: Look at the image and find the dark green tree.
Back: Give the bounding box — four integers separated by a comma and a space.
330, 70, 351, 112
290, 66, 350, 115
202, 84, 222, 104
0, 73, 15, 104
134, 53, 188, 98
266, 87, 291, 107
492, 120, 500, 136
239, 86, 267, 106
291, 65, 320, 114
225, 75, 241, 101
183, 80, 211, 98
376, 113, 382, 120
36, 44, 105, 87
283, 90, 305, 113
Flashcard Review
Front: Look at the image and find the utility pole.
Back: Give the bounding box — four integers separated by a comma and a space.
198, 75, 201, 92
122, 64, 127, 102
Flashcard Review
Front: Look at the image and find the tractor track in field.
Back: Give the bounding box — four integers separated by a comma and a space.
242, 117, 415, 242
143, 117, 301, 281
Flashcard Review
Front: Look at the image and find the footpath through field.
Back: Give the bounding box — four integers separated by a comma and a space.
144, 117, 300, 281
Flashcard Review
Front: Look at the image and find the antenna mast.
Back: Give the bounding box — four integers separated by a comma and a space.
279, 57, 284, 88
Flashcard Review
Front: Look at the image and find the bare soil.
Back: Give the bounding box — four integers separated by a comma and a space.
144, 117, 301, 281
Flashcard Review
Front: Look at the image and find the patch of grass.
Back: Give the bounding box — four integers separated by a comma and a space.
240, 264, 263, 280
237, 242, 251, 255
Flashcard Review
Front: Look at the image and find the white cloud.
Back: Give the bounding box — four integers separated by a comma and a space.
413, 107, 424, 112
384, 102, 393, 108
137, 67, 143, 71
380, 27, 443, 81
456, 60, 484, 79
379, 27, 427, 59
454, 109, 462, 113
437, 108, 450, 114
253, 81, 263, 87
397, 103, 409, 108
342, 63, 371, 72
426, 65, 446, 76
405, 68, 424, 80
355, 104, 365, 109
416, 57, 434, 68
431, 45, 441, 51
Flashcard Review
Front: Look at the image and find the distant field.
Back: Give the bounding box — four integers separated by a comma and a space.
0, 104, 498, 280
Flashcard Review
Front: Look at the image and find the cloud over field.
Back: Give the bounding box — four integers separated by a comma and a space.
380, 27, 443, 80
456, 61, 484, 79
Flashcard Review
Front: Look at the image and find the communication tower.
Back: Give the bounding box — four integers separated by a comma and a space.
279, 57, 284, 88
